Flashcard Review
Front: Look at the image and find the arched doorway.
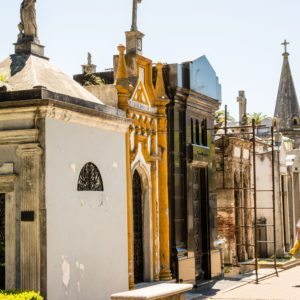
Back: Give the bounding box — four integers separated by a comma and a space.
133, 171, 144, 284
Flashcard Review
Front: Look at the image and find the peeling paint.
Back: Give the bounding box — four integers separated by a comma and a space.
70, 163, 77, 173
62, 257, 70, 288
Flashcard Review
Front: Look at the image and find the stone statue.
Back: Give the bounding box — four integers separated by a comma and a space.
131, 0, 142, 31
18, 0, 38, 39
87, 52, 92, 66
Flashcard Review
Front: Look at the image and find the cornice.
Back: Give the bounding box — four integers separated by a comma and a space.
0, 129, 38, 145
0, 101, 131, 133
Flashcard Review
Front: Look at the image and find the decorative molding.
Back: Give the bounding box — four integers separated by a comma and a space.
0, 174, 17, 193
0, 129, 38, 145
0, 163, 14, 175
39, 106, 130, 133
0, 103, 131, 134
16, 144, 43, 157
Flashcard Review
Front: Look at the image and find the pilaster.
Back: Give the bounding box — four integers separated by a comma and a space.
150, 132, 159, 281
16, 144, 43, 291
126, 132, 135, 290
157, 116, 172, 280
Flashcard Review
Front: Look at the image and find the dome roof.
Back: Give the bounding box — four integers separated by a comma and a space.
0, 54, 103, 104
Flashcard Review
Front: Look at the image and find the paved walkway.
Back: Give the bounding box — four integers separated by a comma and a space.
186, 267, 300, 300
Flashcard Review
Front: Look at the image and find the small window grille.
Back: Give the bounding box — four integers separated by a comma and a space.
77, 162, 104, 191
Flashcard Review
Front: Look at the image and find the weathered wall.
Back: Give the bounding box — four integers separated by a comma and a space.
45, 118, 128, 300
85, 84, 118, 108
255, 150, 284, 256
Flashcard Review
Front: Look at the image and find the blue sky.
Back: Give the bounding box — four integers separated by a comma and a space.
1, 0, 299, 119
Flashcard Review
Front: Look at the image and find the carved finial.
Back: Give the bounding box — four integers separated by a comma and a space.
18, 0, 38, 41
282, 39, 290, 57
116, 45, 131, 108
155, 63, 167, 99
116, 45, 129, 81
131, 0, 142, 31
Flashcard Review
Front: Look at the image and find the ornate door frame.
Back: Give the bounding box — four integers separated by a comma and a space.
0, 170, 17, 290
131, 162, 153, 282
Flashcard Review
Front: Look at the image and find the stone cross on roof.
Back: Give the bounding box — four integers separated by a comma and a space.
131, 0, 142, 31
282, 39, 290, 56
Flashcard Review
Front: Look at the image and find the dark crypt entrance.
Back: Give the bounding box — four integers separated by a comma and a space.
0, 193, 5, 289
193, 168, 211, 283
133, 171, 144, 284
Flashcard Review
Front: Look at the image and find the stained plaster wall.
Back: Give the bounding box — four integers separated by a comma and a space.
45, 118, 128, 300
255, 150, 285, 256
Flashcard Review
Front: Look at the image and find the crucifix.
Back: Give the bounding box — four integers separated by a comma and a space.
131, 0, 142, 31
281, 39, 290, 54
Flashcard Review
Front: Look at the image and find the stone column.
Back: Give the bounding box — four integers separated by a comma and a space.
16, 144, 43, 292
150, 131, 159, 281
157, 117, 172, 280
155, 63, 172, 280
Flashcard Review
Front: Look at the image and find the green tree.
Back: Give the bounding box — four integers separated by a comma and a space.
247, 112, 267, 125
215, 109, 235, 125
0, 73, 7, 83
83, 74, 104, 86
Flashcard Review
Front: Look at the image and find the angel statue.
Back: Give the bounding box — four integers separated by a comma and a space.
18, 0, 38, 39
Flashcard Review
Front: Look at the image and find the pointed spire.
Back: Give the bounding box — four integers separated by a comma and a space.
274, 40, 300, 130
155, 63, 167, 99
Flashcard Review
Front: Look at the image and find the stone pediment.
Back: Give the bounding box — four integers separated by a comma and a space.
131, 80, 151, 108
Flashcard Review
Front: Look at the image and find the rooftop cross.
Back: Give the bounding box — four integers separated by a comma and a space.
131, 0, 142, 31
281, 39, 290, 56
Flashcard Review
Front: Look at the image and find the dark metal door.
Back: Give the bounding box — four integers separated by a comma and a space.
133, 171, 144, 283
193, 168, 210, 283
0, 194, 5, 289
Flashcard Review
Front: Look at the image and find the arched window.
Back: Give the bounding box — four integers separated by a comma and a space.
196, 120, 200, 145
77, 162, 104, 191
191, 119, 194, 144
293, 118, 298, 126
201, 119, 208, 146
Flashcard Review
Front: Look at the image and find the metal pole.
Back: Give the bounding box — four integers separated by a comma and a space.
225, 105, 228, 135
222, 135, 225, 189
252, 119, 258, 284
271, 126, 278, 276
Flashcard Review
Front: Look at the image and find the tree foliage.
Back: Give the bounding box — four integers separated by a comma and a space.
215, 109, 235, 125
247, 112, 267, 125
0, 291, 43, 300
83, 74, 104, 86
